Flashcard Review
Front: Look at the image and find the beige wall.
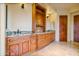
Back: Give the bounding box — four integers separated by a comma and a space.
0, 4, 1, 54
46, 10, 57, 31
0, 4, 1, 35
0, 4, 6, 56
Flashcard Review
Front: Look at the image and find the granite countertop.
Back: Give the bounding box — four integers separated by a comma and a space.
6, 30, 55, 37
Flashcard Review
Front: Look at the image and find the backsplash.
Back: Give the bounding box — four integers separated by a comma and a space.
6, 31, 32, 36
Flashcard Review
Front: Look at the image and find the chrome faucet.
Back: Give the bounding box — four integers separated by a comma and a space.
17, 29, 19, 34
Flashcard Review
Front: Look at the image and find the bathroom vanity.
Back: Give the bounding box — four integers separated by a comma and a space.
6, 32, 55, 56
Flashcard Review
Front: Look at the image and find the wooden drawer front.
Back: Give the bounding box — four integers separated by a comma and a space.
18, 43, 22, 56
37, 34, 46, 49
9, 44, 19, 56
22, 41, 29, 54
6, 37, 14, 44
30, 34, 36, 52
46, 34, 50, 40
38, 40, 46, 49
38, 34, 45, 39
50, 33, 55, 41
45, 34, 50, 44
30, 39, 36, 52
53, 33, 55, 40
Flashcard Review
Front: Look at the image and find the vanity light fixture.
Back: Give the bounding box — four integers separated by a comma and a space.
46, 13, 51, 19
21, 4, 24, 9
47, 15, 49, 18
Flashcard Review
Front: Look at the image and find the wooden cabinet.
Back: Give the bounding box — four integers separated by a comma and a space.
37, 34, 46, 49
9, 44, 19, 56
6, 37, 19, 56
37, 32, 55, 49
22, 41, 29, 55
22, 36, 30, 55
32, 3, 46, 32
50, 32, 55, 41
30, 34, 37, 52
6, 35, 30, 56
46, 32, 55, 44
45, 33, 50, 45
6, 32, 55, 56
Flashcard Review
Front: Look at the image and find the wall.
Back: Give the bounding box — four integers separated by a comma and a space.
7, 4, 32, 31
46, 13, 56, 31
46, 6, 57, 31
55, 13, 59, 42
0, 4, 6, 56
0, 4, 1, 54
0, 4, 1, 36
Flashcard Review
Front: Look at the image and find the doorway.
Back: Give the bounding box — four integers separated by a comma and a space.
59, 15, 67, 41
74, 15, 79, 42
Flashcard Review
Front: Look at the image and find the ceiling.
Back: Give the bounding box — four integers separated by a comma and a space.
48, 3, 79, 11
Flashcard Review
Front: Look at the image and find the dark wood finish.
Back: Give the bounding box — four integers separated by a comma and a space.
32, 3, 46, 32
59, 15, 67, 41
74, 15, 79, 42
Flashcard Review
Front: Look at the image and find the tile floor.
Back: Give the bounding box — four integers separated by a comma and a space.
25, 41, 79, 56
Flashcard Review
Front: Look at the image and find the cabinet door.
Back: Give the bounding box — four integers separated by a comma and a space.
45, 33, 50, 44
37, 34, 46, 49
52, 33, 55, 41
36, 12, 44, 26
22, 41, 29, 54
9, 44, 19, 56
30, 34, 36, 52
32, 4, 46, 32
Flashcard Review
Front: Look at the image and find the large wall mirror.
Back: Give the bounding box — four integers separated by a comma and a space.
5, 4, 32, 31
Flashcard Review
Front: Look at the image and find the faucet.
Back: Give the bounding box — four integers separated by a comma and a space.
17, 29, 19, 34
